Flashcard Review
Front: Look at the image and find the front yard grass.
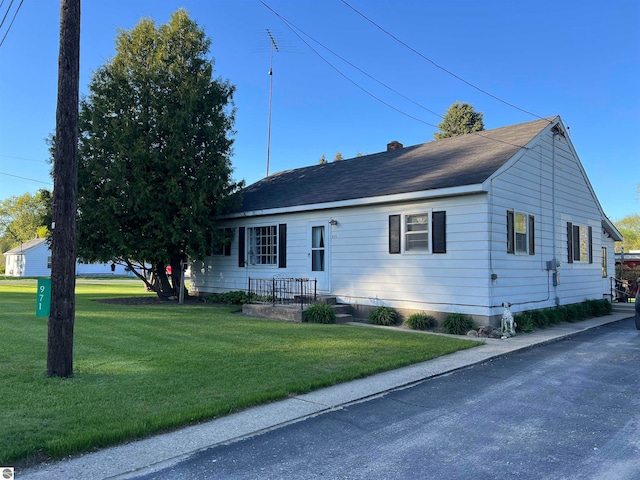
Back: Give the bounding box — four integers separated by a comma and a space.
0, 280, 481, 466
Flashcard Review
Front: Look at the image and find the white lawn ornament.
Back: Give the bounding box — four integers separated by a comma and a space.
501, 302, 516, 337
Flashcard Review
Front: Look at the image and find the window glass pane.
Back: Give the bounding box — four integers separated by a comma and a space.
515, 213, 527, 253
579, 226, 588, 262
311, 226, 325, 271
312, 226, 324, 248
248, 225, 278, 265
573, 225, 581, 261
312, 250, 324, 272
405, 214, 429, 251
515, 213, 527, 233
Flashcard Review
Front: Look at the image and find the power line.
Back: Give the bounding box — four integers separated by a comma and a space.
0, 0, 24, 48
270, 10, 443, 121
260, 1, 527, 149
0, 170, 52, 185
0, 154, 50, 163
0, 0, 15, 31
260, 1, 440, 129
340, 0, 548, 123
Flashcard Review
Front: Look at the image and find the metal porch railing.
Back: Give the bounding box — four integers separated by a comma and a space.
611, 276, 635, 303
248, 276, 317, 310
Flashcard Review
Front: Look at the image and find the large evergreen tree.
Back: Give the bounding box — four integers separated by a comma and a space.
77, 10, 243, 299
434, 102, 485, 140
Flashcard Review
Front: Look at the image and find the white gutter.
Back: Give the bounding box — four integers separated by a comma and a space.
220, 184, 488, 219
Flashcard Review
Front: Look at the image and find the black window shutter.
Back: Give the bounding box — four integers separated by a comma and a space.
567, 222, 573, 263
588, 226, 593, 264
278, 224, 287, 268
238, 227, 245, 267
507, 211, 514, 254
528, 215, 535, 255
389, 215, 401, 254
432, 211, 446, 254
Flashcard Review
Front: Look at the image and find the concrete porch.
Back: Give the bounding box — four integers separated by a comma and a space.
241, 296, 353, 323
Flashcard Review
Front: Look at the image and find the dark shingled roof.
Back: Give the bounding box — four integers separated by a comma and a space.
237, 117, 555, 213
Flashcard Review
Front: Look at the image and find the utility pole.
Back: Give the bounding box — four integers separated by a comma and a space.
265, 28, 279, 177
47, 0, 80, 378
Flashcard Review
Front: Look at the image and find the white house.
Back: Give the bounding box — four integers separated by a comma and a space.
3, 238, 132, 277
190, 116, 622, 325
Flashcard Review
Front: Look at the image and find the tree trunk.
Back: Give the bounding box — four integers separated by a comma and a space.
47, 0, 81, 378
153, 261, 175, 300
170, 253, 189, 300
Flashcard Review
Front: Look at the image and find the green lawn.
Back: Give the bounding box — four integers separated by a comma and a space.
0, 280, 481, 466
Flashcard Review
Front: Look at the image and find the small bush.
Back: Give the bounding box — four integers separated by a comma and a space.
545, 308, 564, 325
441, 313, 474, 335
404, 312, 436, 330
563, 304, 584, 322
515, 312, 535, 333
530, 309, 550, 329
204, 290, 249, 305
368, 306, 398, 326
584, 299, 611, 317
302, 303, 337, 324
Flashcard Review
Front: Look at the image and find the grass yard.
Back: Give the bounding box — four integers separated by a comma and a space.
0, 280, 481, 466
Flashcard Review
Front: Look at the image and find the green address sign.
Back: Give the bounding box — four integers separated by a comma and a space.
36, 278, 51, 317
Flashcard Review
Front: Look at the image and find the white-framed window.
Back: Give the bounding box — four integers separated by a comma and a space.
248, 225, 278, 265
405, 213, 430, 252
47, 256, 52, 269
388, 211, 446, 255
602, 247, 607, 277
567, 222, 592, 264
507, 210, 535, 255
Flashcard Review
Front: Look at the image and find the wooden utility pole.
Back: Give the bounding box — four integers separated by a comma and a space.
47, 0, 80, 377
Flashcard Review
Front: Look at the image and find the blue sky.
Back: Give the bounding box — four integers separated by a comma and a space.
0, 0, 638, 220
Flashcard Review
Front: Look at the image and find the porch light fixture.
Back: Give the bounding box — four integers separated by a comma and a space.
329, 219, 338, 226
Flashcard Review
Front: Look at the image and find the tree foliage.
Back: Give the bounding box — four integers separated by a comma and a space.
76, 10, 243, 298
0, 190, 52, 273
0, 190, 52, 246
434, 102, 485, 140
615, 214, 640, 252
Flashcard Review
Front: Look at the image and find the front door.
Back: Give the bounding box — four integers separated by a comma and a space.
308, 221, 330, 292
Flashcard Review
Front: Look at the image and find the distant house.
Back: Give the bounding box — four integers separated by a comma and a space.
3, 238, 131, 277
190, 116, 622, 325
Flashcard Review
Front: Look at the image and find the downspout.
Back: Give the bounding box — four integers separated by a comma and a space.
551, 126, 560, 305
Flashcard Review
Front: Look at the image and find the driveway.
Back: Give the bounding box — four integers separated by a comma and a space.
135, 318, 640, 480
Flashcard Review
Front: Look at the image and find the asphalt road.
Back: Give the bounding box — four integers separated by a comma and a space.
134, 318, 640, 480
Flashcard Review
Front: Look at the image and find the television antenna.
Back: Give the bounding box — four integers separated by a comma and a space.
266, 28, 279, 177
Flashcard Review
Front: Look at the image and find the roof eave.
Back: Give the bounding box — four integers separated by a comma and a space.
603, 216, 623, 242
221, 184, 488, 219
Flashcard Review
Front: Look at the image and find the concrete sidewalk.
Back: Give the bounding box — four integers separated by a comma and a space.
18, 305, 636, 480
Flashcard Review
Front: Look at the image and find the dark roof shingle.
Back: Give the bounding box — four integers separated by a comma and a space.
237, 117, 554, 213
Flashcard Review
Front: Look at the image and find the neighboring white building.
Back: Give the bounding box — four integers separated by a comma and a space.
3, 238, 132, 277
190, 116, 622, 325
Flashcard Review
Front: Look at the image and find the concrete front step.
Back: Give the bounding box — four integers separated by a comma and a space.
335, 313, 353, 324
242, 300, 353, 324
